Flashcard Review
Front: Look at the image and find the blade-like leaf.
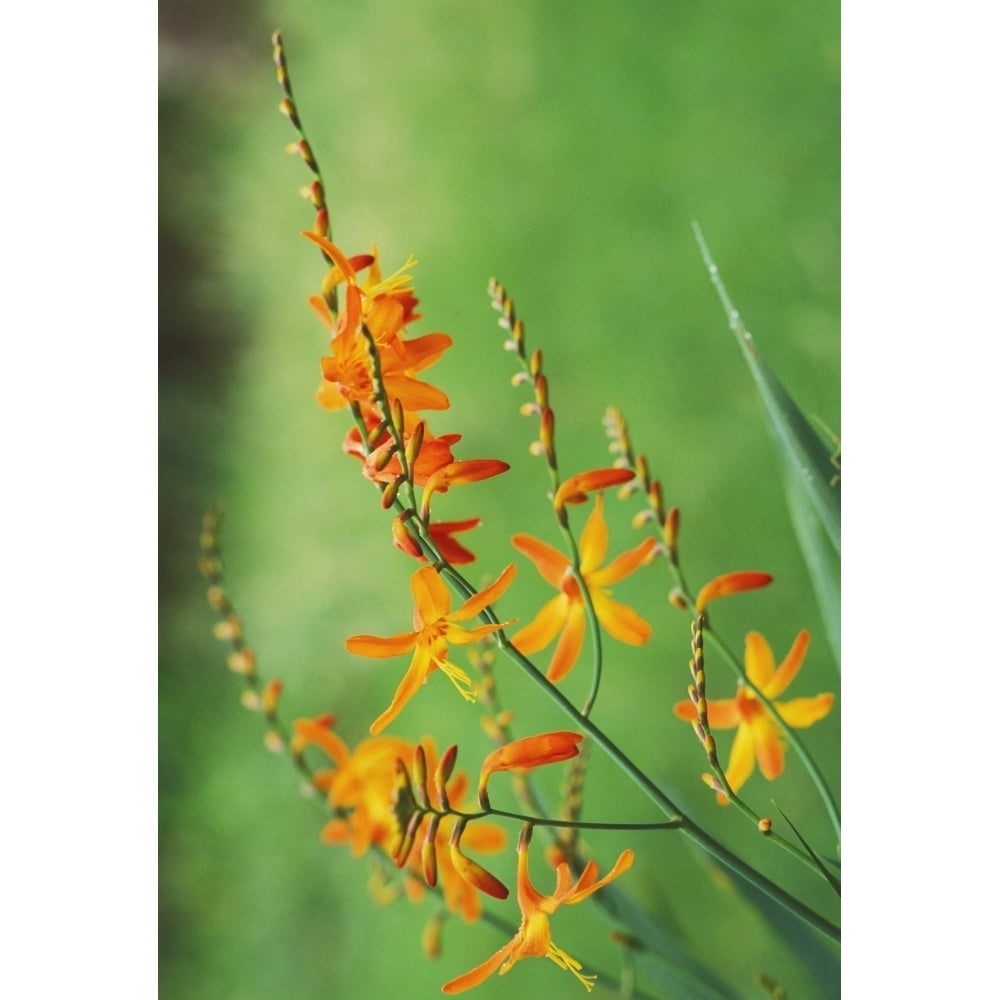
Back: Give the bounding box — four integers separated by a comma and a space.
692, 223, 841, 555
783, 460, 841, 670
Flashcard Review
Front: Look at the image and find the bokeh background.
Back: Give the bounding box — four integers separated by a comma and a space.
160, 1, 839, 997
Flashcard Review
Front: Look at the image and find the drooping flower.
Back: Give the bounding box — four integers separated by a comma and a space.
442, 825, 634, 994
477, 732, 584, 807
346, 564, 517, 734
674, 630, 834, 803
511, 493, 656, 682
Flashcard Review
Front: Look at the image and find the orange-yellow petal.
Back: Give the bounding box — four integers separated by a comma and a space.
744, 630, 777, 688
588, 536, 658, 587
510, 595, 567, 655
577, 494, 610, 574
547, 600, 586, 682
723, 723, 757, 797
765, 629, 811, 698
345, 631, 418, 658
452, 563, 517, 621
752, 717, 785, 781
673, 697, 742, 729
776, 692, 835, 728
589, 590, 652, 645
511, 533, 570, 589
442, 940, 517, 994
411, 566, 452, 625
370, 647, 433, 735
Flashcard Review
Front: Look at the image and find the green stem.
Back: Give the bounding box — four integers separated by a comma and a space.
435, 561, 838, 937
493, 633, 839, 942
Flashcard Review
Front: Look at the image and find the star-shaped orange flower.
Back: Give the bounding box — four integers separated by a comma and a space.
511, 494, 656, 682
346, 564, 516, 734
675, 630, 834, 802
442, 825, 634, 993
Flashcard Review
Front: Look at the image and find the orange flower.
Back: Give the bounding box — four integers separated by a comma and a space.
694, 570, 772, 612
392, 515, 483, 565
302, 234, 453, 418
511, 494, 656, 681
552, 467, 635, 512
343, 418, 463, 485
478, 732, 584, 807
420, 459, 511, 519
442, 826, 634, 993
292, 718, 507, 921
346, 564, 517, 734
674, 630, 834, 803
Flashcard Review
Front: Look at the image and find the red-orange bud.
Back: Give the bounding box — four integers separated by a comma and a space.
695, 571, 773, 611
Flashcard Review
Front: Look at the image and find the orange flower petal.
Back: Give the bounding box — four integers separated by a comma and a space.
345, 631, 417, 658
588, 536, 658, 587
511, 595, 567, 655
442, 940, 516, 995
411, 566, 452, 624
766, 629, 811, 697
369, 647, 433, 735
724, 723, 757, 797
752, 717, 785, 781
547, 601, 586, 682
577, 494, 610, 573
511, 533, 570, 589
589, 591, 652, 645
744, 630, 777, 688
776, 692, 835, 728
453, 563, 517, 620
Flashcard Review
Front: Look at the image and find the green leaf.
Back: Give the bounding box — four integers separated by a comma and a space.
783, 461, 841, 670
692, 223, 841, 556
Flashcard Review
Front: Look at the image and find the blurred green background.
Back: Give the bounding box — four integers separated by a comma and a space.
160, 1, 839, 997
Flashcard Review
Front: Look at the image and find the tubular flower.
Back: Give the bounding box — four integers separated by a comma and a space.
694, 570, 773, 612
346, 564, 517, 734
674, 630, 834, 803
478, 732, 584, 808
442, 826, 635, 994
552, 467, 635, 512
511, 493, 657, 682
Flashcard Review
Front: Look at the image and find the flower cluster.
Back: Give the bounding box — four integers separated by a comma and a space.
199, 32, 840, 1000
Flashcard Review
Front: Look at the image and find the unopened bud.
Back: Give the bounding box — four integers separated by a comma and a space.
227, 649, 255, 675
668, 588, 688, 610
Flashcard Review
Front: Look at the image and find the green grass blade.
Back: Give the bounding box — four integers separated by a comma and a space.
692, 223, 841, 555
783, 461, 841, 670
